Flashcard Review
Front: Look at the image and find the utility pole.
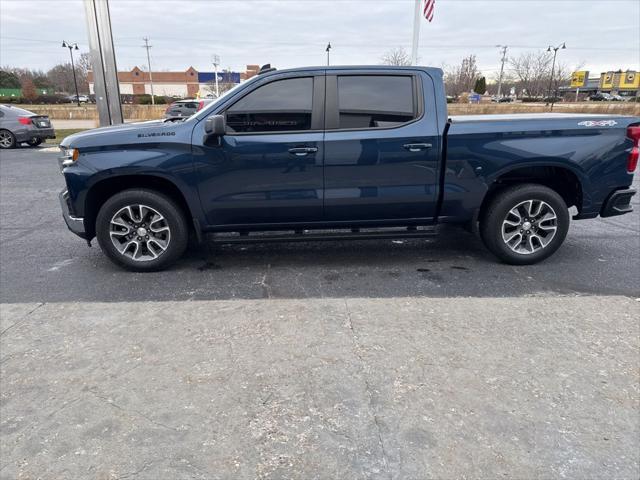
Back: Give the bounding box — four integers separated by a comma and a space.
546, 42, 566, 111
496, 45, 508, 99
62, 41, 81, 107
326, 43, 331, 66
142, 37, 154, 105
212, 54, 220, 97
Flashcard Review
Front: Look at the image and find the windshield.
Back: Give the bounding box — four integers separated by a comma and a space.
187, 79, 258, 121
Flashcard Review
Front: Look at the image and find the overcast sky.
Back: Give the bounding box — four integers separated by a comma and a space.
1, 0, 639, 80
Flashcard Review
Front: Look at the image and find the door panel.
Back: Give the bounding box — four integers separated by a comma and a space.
193, 74, 325, 227
323, 73, 439, 221
196, 133, 324, 225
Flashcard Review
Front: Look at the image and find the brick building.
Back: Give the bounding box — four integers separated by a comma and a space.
88, 65, 261, 98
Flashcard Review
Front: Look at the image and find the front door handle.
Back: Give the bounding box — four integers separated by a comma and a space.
288, 147, 318, 156
402, 143, 432, 152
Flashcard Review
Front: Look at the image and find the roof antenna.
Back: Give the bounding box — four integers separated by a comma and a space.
258, 64, 276, 75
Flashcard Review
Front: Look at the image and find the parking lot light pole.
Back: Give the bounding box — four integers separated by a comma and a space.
546, 42, 566, 110
62, 41, 81, 107
326, 43, 331, 66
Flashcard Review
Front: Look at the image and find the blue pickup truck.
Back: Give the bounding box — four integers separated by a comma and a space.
59, 65, 639, 271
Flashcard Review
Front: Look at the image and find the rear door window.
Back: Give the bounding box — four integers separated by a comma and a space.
225, 77, 313, 133
337, 75, 416, 129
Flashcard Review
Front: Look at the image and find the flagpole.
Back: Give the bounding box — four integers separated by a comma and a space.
411, 0, 421, 65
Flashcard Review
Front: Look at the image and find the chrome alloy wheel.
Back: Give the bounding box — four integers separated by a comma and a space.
109, 204, 171, 262
501, 199, 558, 255
0, 131, 14, 148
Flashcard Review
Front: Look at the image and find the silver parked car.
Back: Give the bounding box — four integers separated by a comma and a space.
0, 105, 56, 149
164, 98, 213, 118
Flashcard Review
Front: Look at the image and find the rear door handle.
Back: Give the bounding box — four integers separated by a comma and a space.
402, 143, 432, 152
288, 147, 318, 156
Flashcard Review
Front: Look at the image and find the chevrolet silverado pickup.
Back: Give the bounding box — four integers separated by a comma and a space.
58, 65, 639, 271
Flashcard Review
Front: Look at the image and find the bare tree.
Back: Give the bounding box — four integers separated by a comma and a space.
550, 61, 585, 99
508, 51, 552, 98
21, 77, 37, 102
487, 71, 517, 96
444, 55, 481, 97
46, 64, 77, 94
75, 52, 91, 92
381, 47, 411, 66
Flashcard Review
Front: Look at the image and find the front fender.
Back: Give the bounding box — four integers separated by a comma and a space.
62, 145, 205, 228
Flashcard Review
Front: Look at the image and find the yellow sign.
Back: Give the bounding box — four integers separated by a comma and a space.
619, 71, 640, 90
600, 72, 614, 89
570, 71, 588, 88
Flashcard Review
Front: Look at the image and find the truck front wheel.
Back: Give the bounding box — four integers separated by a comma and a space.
480, 184, 570, 265
95, 189, 188, 271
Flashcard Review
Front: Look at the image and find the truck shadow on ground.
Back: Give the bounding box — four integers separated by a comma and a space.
164, 225, 633, 300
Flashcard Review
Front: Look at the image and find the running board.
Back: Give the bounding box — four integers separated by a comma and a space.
205, 226, 438, 245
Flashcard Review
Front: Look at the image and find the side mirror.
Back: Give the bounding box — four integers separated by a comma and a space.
204, 115, 226, 136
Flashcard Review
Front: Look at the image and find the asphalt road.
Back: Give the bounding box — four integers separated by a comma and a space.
0, 146, 639, 303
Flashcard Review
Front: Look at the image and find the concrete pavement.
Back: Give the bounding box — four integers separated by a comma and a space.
1, 297, 638, 479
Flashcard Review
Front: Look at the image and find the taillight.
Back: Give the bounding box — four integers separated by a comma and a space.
627, 125, 640, 173
197, 100, 204, 111
627, 126, 640, 146
18, 117, 32, 125
628, 147, 639, 173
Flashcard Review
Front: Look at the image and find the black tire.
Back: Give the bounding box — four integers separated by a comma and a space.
27, 138, 43, 147
0, 129, 16, 149
480, 183, 570, 265
95, 189, 189, 271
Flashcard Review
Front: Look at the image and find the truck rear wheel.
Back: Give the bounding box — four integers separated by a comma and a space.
480, 184, 569, 265
95, 189, 188, 271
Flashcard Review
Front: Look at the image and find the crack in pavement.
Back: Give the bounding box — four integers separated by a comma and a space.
0, 302, 45, 337
258, 263, 272, 299
88, 389, 181, 433
343, 298, 392, 480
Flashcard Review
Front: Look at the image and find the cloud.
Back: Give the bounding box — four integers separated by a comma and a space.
1, 0, 638, 76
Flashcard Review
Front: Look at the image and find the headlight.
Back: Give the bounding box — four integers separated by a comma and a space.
60, 147, 79, 167
59, 147, 79, 170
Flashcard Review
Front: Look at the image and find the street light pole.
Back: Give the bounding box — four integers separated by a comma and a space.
546, 42, 566, 110
326, 42, 331, 66
496, 45, 508, 99
62, 41, 81, 107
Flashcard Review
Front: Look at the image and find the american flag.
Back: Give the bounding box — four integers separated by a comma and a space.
423, 0, 435, 22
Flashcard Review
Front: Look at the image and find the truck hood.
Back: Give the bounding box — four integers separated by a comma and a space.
60, 119, 190, 149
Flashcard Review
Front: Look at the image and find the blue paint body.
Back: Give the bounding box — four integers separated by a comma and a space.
59, 66, 638, 240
